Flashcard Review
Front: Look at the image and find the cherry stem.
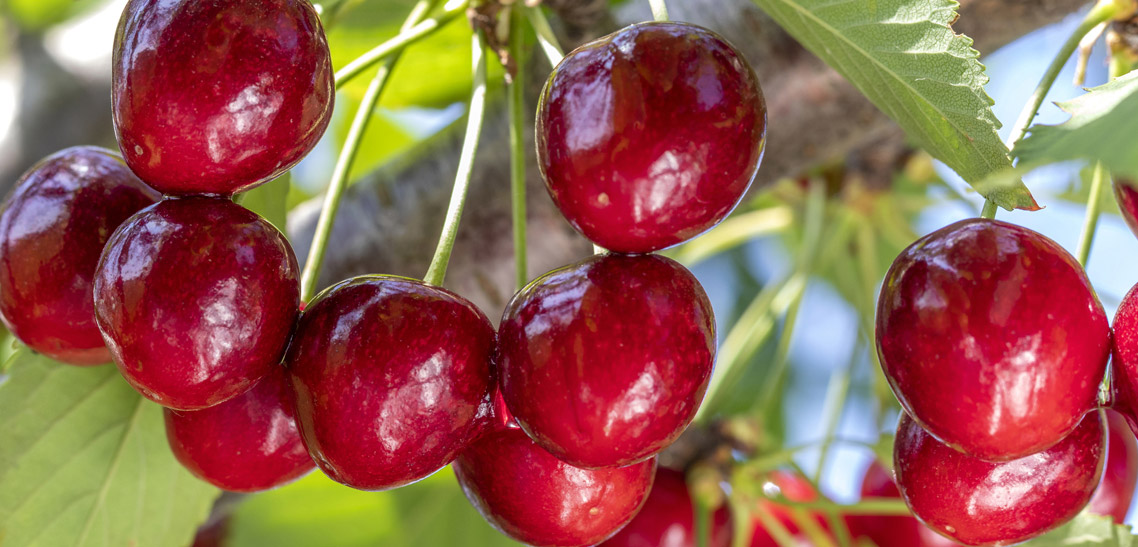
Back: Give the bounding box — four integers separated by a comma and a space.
649, 0, 670, 21
1076, 162, 1109, 267
980, 199, 997, 219
333, 0, 468, 88
1005, 0, 1120, 151
424, 30, 490, 286
301, 0, 437, 302
508, 8, 528, 291
525, 5, 565, 67
812, 343, 857, 485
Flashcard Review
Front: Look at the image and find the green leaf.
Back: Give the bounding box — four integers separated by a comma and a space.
1013, 71, 1138, 181
750, 0, 1038, 211
241, 174, 291, 234
1026, 512, 1135, 546
0, 351, 219, 547
5, 0, 108, 31
230, 467, 519, 546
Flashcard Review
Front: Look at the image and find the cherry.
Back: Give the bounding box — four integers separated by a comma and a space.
0, 146, 158, 365
498, 253, 715, 468
453, 427, 656, 547
894, 411, 1105, 546
1114, 179, 1138, 239
536, 22, 766, 253
285, 275, 496, 491
876, 218, 1110, 460
93, 196, 299, 410
749, 471, 831, 547
165, 367, 313, 492
599, 467, 732, 547
1087, 410, 1138, 523
1111, 282, 1138, 436
844, 461, 962, 547
112, 0, 334, 195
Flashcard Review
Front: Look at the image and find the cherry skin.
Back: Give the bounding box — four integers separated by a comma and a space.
0, 146, 158, 365
165, 367, 313, 492
876, 218, 1109, 460
894, 411, 1105, 546
285, 275, 496, 491
498, 253, 715, 468
600, 467, 732, 547
1111, 282, 1138, 439
94, 197, 299, 410
1113, 179, 1138, 239
749, 471, 831, 547
453, 427, 656, 547
844, 461, 963, 547
536, 22, 766, 253
1087, 409, 1138, 523
112, 0, 333, 195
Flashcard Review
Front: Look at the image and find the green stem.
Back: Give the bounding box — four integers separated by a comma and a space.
1076, 162, 1109, 267
649, 0, 670, 21
525, 5, 565, 66
301, 0, 436, 302
980, 199, 998, 219
334, 1, 468, 87
753, 292, 802, 419
812, 346, 855, 485
424, 30, 489, 286
1005, 0, 1120, 149
508, 7, 528, 291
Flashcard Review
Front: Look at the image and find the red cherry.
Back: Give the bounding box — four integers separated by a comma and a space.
112, 0, 333, 195
498, 253, 715, 468
894, 411, 1105, 546
0, 146, 158, 365
600, 467, 732, 547
285, 276, 496, 491
94, 197, 299, 410
453, 427, 656, 547
165, 368, 313, 492
876, 218, 1110, 460
536, 22, 766, 253
844, 461, 962, 547
749, 471, 831, 547
1087, 409, 1138, 523
1113, 179, 1138, 239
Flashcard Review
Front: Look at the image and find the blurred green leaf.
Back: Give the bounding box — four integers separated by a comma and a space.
230, 467, 520, 547
5, 0, 107, 31
0, 350, 219, 547
242, 173, 291, 234
1027, 512, 1135, 546
750, 0, 1037, 211
1014, 71, 1138, 182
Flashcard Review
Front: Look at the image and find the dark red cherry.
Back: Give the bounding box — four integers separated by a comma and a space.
749, 471, 831, 547
600, 467, 732, 547
1112, 283, 1138, 434
453, 427, 656, 547
0, 146, 158, 365
1113, 179, 1138, 239
498, 253, 715, 468
1087, 409, 1138, 523
536, 22, 766, 253
112, 0, 333, 195
894, 411, 1105, 546
94, 197, 299, 410
285, 276, 496, 491
876, 218, 1109, 460
844, 461, 960, 547
165, 367, 313, 492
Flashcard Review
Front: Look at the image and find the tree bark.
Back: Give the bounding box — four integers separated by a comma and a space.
289, 0, 1089, 317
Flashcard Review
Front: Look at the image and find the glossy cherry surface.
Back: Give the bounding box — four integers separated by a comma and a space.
1112, 282, 1138, 439
0, 146, 158, 365
498, 253, 715, 468
453, 427, 656, 547
749, 471, 830, 547
94, 197, 299, 410
536, 22, 766, 253
844, 461, 959, 547
285, 275, 496, 491
1114, 179, 1138, 239
894, 411, 1105, 546
165, 367, 313, 492
876, 218, 1109, 460
1089, 409, 1138, 523
600, 467, 732, 547
112, 0, 333, 195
